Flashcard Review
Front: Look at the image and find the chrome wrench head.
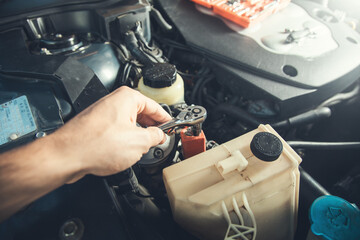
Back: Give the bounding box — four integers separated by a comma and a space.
158, 105, 207, 134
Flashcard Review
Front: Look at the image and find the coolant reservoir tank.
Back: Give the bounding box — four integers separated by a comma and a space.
163, 124, 302, 240
138, 63, 184, 106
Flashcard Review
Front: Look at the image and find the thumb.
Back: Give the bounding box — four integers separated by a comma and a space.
144, 127, 166, 147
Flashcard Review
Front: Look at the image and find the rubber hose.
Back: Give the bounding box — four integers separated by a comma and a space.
151, 7, 173, 31
272, 107, 331, 129
213, 104, 261, 128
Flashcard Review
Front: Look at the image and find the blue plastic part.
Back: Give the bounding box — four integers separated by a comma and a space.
0, 95, 37, 146
309, 195, 360, 240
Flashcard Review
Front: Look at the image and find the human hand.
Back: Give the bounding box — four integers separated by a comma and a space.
51, 86, 172, 181
0, 86, 172, 222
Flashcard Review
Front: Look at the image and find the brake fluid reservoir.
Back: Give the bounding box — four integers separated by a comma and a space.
163, 124, 302, 240
138, 63, 184, 106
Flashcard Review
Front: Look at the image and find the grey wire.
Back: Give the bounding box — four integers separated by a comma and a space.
287, 141, 360, 150
318, 84, 359, 108
120, 63, 132, 85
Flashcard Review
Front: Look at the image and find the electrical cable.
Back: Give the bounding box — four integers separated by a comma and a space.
118, 43, 131, 60
124, 31, 155, 67
103, 179, 137, 240
152, 35, 191, 51
120, 193, 166, 240
133, 23, 166, 63
190, 67, 212, 103
134, 192, 154, 198
190, 76, 206, 104
198, 76, 215, 105
201, 85, 218, 105
318, 84, 359, 108
120, 62, 131, 85
299, 166, 330, 198
123, 64, 132, 85
177, 70, 197, 77
145, 46, 163, 60
142, 49, 161, 63
204, 95, 218, 107
287, 141, 360, 150
134, 23, 154, 51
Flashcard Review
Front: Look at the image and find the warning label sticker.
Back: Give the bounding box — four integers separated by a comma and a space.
0, 96, 37, 146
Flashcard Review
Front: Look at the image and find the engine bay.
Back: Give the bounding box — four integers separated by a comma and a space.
0, 0, 359, 239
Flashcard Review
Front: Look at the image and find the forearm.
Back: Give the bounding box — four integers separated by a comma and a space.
0, 87, 170, 223
0, 133, 83, 223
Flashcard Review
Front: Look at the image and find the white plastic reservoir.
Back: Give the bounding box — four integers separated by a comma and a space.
163, 124, 302, 240
138, 63, 184, 106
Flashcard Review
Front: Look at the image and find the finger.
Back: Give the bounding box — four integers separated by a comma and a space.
110, 86, 171, 126
135, 94, 172, 125
142, 126, 166, 147
137, 114, 166, 127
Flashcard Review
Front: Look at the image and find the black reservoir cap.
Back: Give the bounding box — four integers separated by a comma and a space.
143, 63, 177, 88
250, 132, 283, 162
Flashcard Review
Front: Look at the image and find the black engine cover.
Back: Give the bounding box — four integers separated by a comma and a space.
157, 0, 360, 117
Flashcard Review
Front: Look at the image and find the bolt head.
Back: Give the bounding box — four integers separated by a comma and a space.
63, 221, 77, 237
192, 108, 202, 114
185, 128, 193, 136
59, 218, 84, 240
36, 132, 47, 138
153, 148, 164, 159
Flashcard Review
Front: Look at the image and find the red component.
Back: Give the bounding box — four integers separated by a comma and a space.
189, 0, 291, 28
189, 0, 222, 8
180, 127, 206, 159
